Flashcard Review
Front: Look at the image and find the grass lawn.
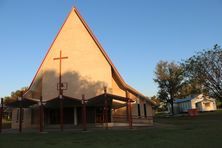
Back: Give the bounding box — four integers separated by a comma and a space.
1, 111, 222, 148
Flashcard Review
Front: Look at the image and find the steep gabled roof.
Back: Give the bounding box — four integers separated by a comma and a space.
25, 7, 153, 104
73, 8, 146, 97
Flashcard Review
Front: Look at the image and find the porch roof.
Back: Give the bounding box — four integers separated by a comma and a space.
45, 95, 81, 108
6, 98, 38, 108
6, 93, 134, 109
87, 93, 134, 108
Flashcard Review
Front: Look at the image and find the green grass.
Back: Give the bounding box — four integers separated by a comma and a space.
1, 111, 222, 148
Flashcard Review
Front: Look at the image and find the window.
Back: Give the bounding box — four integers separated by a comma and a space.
195, 103, 198, 108
144, 104, 147, 117
205, 103, 210, 107
16, 109, 24, 123
31, 109, 34, 124
137, 104, 141, 117
16, 109, 19, 123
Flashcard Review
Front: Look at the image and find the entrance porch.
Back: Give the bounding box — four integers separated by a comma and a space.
6, 91, 153, 133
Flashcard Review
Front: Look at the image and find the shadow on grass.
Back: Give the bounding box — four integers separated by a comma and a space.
1, 111, 222, 148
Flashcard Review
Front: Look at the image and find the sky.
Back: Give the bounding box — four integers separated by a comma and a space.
0, 0, 222, 98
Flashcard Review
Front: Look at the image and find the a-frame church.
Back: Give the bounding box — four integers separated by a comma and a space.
10, 7, 155, 131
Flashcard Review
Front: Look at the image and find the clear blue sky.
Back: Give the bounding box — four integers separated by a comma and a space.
0, 0, 222, 98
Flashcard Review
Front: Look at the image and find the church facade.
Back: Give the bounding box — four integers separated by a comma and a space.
10, 8, 155, 130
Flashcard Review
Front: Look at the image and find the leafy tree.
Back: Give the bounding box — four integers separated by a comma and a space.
150, 96, 160, 104
183, 44, 222, 100
151, 95, 167, 112
4, 87, 28, 104
154, 61, 184, 115
176, 79, 203, 98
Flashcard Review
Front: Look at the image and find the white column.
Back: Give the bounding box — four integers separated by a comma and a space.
74, 107, 77, 126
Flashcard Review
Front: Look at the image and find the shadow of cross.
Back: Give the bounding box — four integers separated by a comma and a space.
53, 50, 68, 132
53, 50, 68, 95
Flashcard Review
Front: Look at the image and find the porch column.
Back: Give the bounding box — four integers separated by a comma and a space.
59, 94, 64, 132
0, 98, 3, 133
82, 94, 87, 131
126, 91, 132, 129
104, 87, 108, 130
18, 96, 23, 133
74, 107, 77, 126
128, 99, 133, 129
39, 96, 44, 133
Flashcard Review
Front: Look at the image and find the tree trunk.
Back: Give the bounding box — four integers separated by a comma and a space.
170, 98, 174, 115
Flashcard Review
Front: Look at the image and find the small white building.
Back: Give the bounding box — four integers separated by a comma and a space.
170, 94, 217, 114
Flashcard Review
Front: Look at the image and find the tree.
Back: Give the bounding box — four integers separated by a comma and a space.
151, 95, 167, 112
154, 61, 184, 115
183, 44, 222, 100
176, 79, 203, 98
4, 87, 28, 104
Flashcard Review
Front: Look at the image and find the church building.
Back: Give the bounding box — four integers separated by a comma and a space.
10, 7, 155, 131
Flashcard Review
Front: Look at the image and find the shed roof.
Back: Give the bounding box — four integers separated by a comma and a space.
174, 95, 196, 103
